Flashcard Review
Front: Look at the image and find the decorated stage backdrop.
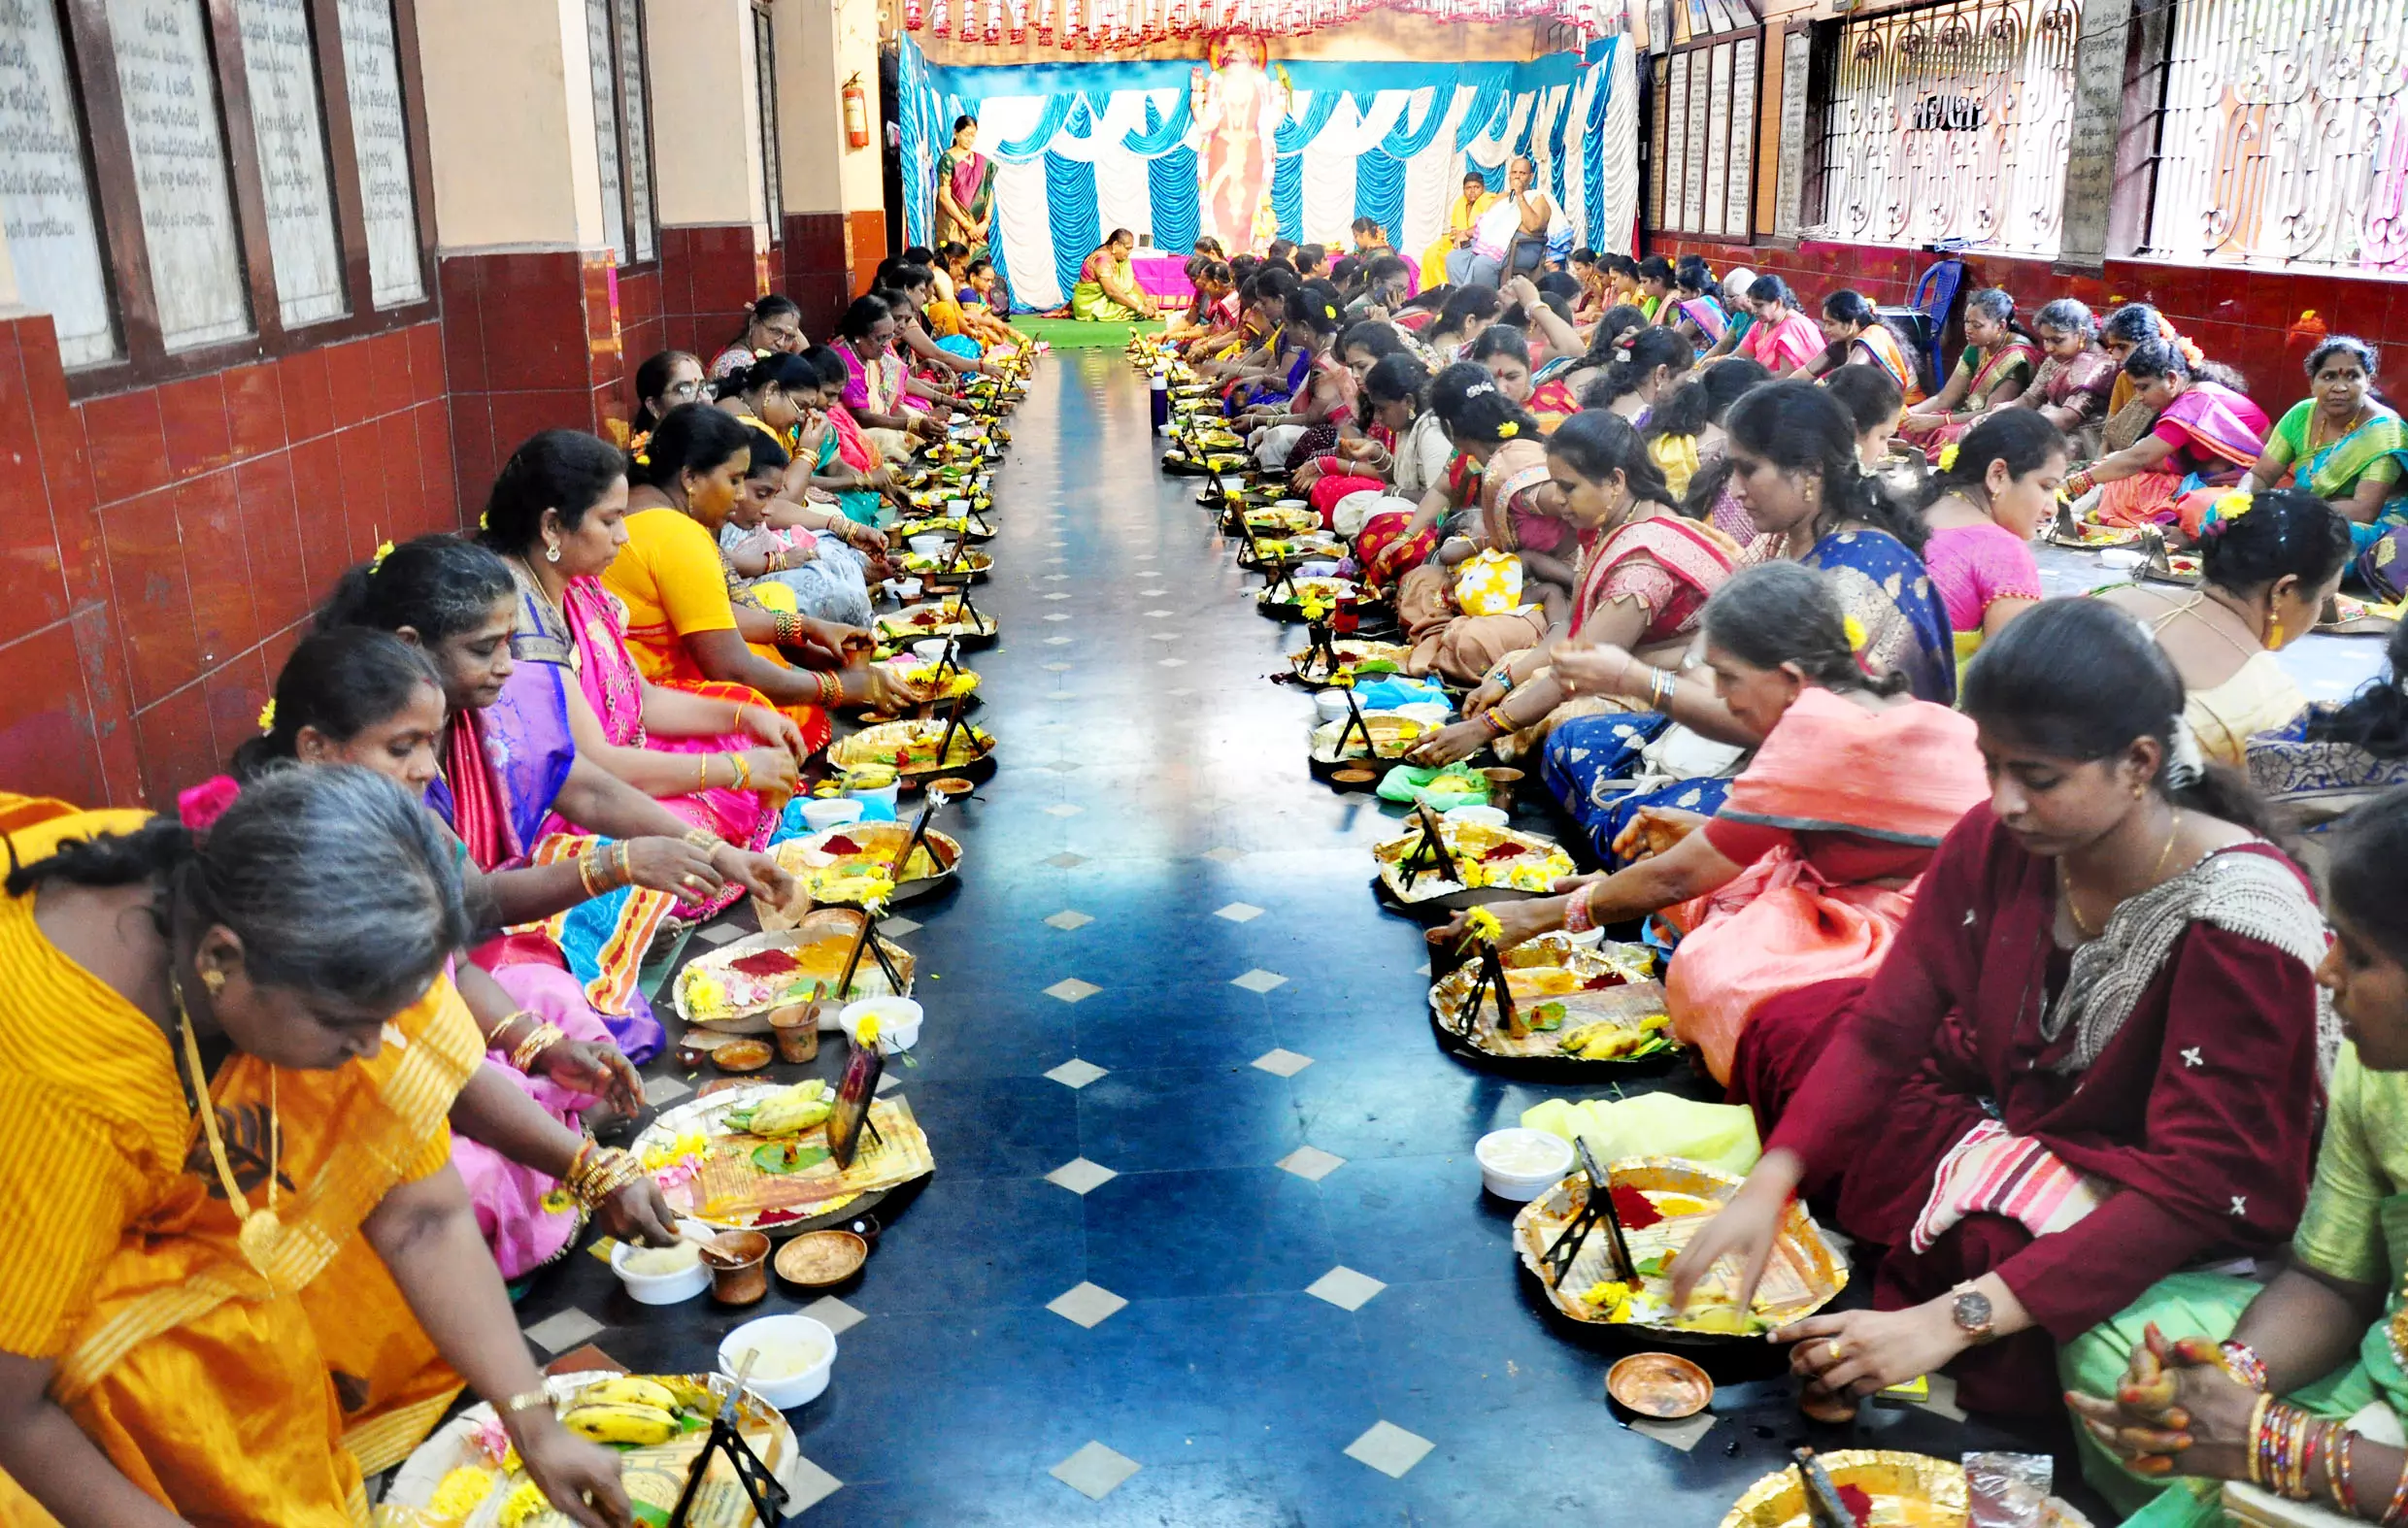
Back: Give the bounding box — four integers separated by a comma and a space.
898, 34, 1638, 311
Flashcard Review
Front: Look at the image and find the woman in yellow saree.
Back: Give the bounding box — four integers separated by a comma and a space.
0, 772, 634, 1527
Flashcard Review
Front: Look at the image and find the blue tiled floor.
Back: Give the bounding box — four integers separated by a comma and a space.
510, 352, 2116, 1524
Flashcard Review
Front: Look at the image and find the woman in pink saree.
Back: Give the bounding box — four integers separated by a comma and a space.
2068, 339, 2271, 530
477, 429, 806, 922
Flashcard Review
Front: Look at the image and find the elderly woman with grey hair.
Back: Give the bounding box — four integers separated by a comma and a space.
2001, 296, 2118, 459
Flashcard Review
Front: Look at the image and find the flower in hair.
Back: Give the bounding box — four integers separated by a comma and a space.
1325, 304, 1338, 319
2202, 489, 2254, 537
256, 699, 276, 735
371, 540, 394, 571
1935, 444, 1960, 473
1842, 614, 1868, 652
1495, 420, 1519, 438
1465, 381, 1496, 398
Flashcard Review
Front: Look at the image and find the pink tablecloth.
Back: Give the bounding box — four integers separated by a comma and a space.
1131, 252, 1194, 301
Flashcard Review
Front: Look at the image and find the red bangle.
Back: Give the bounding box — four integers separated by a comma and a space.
1562, 885, 1596, 935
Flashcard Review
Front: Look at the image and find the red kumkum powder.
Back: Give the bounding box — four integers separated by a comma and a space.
1608, 1183, 1663, 1229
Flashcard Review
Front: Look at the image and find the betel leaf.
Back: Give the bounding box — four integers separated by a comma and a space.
1530, 1000, 1567, 1032
1633, 1253, 1671, 1279
752, 1143, 831, 1175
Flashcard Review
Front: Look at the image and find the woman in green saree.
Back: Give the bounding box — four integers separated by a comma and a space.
933, 116, 996, 266
2241, 335, 2408, 552
1070, 228, 1159, 323
2068, 788, 2408, 1523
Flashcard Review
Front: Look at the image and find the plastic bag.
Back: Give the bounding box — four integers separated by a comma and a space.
1519, 1093, 1761, 1177
1374, 763, 1489, 810
1964, 1452, 2052, 1528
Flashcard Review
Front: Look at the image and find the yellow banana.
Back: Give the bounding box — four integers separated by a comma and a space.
748, 1080, 835, 1137
575, 1377, 679, 1412
558, 1401, 680, 1446
655, 1375, 716, 1412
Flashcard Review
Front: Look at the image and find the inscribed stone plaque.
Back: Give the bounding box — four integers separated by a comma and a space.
1773, 26, 1809, 239
752, 7, 779, 227
1682, 48, 1709, 231
585, 0, 624, 263
614, 0, 652, 260
109, 0, 251, 349
236, 0, 343, 325
336, 0, 420, 306
0, 0, 116, 362
2057, 0, 2130, 270
1704, 43, 1731, 237
1649, 54, 1670, 229
1726, 33, 1757, 237
1663, 51, 1689, 232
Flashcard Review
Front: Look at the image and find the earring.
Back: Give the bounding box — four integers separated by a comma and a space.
201, 968, 226, 997
2266, 616, 2284, 648
546, 543, 561, 564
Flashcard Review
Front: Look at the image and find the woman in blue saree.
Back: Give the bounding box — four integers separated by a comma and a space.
1544, 382, 1955, 865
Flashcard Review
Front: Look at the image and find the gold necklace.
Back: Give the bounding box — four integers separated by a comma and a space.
2060, 811, 2184, 939
173, 974, 284, 1276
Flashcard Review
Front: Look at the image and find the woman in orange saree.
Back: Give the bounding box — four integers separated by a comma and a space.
1433, 563, 1988, 1085
0, 774, 633, 1527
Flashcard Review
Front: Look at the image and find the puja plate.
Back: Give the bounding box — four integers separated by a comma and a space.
1288, 638, 1413, 684
1718, 1449, 1968, 1528
830, 717, 999, 791
1515, 1156, 1847, 1343
894, 515, 997, 545
1309, 712, 1427, 773
633, 1083, 935, 1237
1241, 504, 1321, 537
874, 599, 999, 648
1428, 934, 1679, 1077
673, 916, 914, 1032
2048, 521, 2143, 549
1374, 816, 1576, 917
1261, 577, 1369, 623
381, 1370, 804, 1528
759, 819, 963, 915
900, 548, 993, 583
1240, 533, 1346, 572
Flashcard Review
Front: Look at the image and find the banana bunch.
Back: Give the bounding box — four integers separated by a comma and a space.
730, 1080, 835, 1137
1555, 1013, 1670, 1060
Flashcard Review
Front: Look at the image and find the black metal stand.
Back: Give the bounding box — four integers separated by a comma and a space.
1538, 1138, 1636, 1288
665, 1400, 790, 1528
1332, 688, 1380, 762
833, 908, 910, 1004
1396, 805, 1462, 890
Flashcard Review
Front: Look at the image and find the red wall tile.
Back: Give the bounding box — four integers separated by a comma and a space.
0, 619, 106, 802
177, 470, 258, 665
157, 374, 235, 480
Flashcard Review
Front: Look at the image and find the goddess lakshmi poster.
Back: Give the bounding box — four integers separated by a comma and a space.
1192, 34, 1288, 250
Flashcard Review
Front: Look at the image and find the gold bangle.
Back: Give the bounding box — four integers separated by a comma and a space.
729, 752, 752, 790
498, 1389, 555, 1419
816, 670, 843, 707
577, 847, 606, 897
488, 1009, 537, 1054
614, 842, 632, 889
510, 1021, 566, 1073
682, 827, 718, 850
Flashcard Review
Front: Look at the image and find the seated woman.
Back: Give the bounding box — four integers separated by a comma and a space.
2240, 334, 2406, 550
1555, 302, 1655, 399
1419, 283, 1504, 368
1824, 361, 1906, 470
1799, 289, 1922, 404
1665, 260, 1730, 350
1681, 599, 2326, 1429
1408, 409, 1741, 766
1658, 357, 1773, 527
832, 292, 948, 463
947, 250, 1027, 356
1163, 258, 1236, 350
1896, 288, 2041, 460
2250, 622, 2408, 828
1243, 281, 1355, 471
713, 349, 890, 569
1632, 255, 1677, 322
708, 292, 806, 381
0, 774, 634, 1526
878, 263, 992, 386
322, 535, 792, 1063
800, 343, 900, 529
1205, 271, 1308, 411
1435, 561, 1987, 1083
605, 404, 905, 727
2095, 487, 2353, 766
1471, 323, 1581, 430
1699, 269, 1759, 363
1918, 410, 2064, 668
1577, 326, 1691, 429
189, 634, 684, 1470
2074, 339, 2276, 530
1070, 228, 1159, 322
2003, 298, 2117, 457
2096, 304, 2214, 454
1306, 353, 1449, 552
1394, 366, 1577, 683
632, 349, 705, 436
1733, 276, 1826, 379
2069, 787, 2408, 1524
1544, 382, 1956, 863
477, 429, 809, 888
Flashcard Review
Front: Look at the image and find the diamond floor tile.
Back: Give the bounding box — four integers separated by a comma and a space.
1343, 1420, 1434, 1479
1045, 1156, 1120, 1195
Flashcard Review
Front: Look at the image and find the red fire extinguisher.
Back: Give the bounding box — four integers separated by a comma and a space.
843, 73, 871, 149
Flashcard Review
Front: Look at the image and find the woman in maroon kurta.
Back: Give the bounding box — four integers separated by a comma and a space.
1676, 598, 2328, 1424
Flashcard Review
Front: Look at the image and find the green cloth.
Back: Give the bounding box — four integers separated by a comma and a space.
2068, 1044, 2408, 1522
1070, 280, 1144, 323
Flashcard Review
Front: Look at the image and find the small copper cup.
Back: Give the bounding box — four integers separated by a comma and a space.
702, 1230, 772, 1305
673, 1039, 713, 1072
1482, 767, 1524, 813
768, 1001, 820, 1064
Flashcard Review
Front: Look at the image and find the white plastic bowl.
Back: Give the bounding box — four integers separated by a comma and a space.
1476, 1128, 1575, 1202
611, 1239, 712, 1305
839, 995, 923, 1051
796, 797, 865, 833
1444, 804, 1510, 829
1313, 688, 1357, 723
1274, 498, 1309, 511
892, 578, 923, 600
908, 535, 946, 556
911, 638, 951, 663
847, 781, 901, 814
719, 1313, 837, 1409
945, 498, 971, 515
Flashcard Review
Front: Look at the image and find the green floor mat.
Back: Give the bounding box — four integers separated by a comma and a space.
1013, 316, 1162, 349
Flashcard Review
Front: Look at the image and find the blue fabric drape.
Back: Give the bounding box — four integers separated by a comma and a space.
1379, 85, 1455, 159
897, 41, 934, 246
1121, 88, 1191, 153
1046, 151, 1099, 300
1454, 82, 1510, 150
1271, 152, 1303, 242
1274, 88, 1345, 154
1583, 49, 1614, 249
996, 94, 1079, 161
1546, 86, 1571, 203
1354, 149, 1405, 244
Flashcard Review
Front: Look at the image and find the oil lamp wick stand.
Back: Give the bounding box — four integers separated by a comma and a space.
1336, 688, 1380, 764
666, 1356, 790, 1528
1395, 804, 1462, 889
834, 908, 910, 1008
1539, 1137, 1636, 1287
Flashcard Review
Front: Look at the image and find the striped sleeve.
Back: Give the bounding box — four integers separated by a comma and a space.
0, 1080, 145, 1358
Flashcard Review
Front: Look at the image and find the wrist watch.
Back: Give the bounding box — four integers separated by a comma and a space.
1949, 1281, 1996, 1345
